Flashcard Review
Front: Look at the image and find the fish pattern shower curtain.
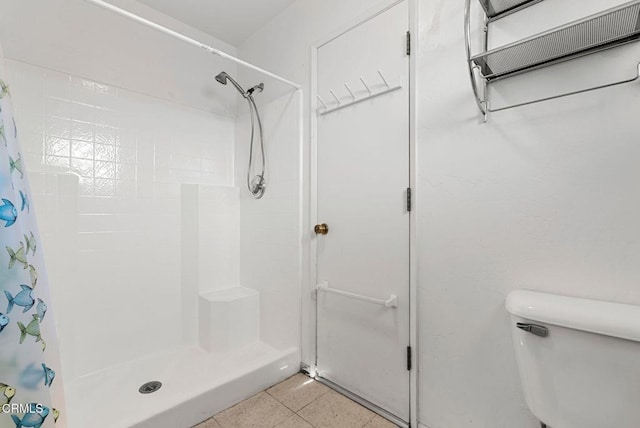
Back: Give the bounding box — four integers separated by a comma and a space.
0, 45, 66, 428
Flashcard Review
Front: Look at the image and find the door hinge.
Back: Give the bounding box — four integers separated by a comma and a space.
406, 346, 412, 371
406, 187, 412, 212
406, 31, 411, 56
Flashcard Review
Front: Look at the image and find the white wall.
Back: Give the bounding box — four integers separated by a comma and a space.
240, 0, 640, 427
198, 186, 240, 293
0, 0, 238, 115
235, 91, 301, 351
0, 0, 239, 380
180, 184, 240, 346
418, 0, 640, 427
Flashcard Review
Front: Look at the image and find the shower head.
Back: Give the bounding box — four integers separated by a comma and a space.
215, 71, 247, 97
215, 71, 228, 85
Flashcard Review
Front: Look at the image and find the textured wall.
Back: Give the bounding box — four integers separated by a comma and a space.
417, 0, 640, 426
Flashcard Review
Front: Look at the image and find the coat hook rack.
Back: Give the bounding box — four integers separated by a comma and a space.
316, 95, 328, 109
318, 71, 403, 116
329, 90, 341, 105
359, 76, 372, 94
344, 83, 356, 99
377, 70, 390, 88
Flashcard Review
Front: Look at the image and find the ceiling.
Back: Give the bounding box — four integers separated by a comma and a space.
137, 0, 296, 46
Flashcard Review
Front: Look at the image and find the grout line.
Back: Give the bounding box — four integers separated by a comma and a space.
293, 386, 331, 415
295, 410, 317, 428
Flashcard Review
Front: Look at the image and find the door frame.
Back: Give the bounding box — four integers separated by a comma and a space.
305, 0, 419, 426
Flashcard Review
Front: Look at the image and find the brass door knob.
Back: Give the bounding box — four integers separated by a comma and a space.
314, 223, 329, 235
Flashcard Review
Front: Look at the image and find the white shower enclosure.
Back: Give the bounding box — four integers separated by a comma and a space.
2, 1, 304, 427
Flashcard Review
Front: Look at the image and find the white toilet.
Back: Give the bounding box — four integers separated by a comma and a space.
506, 290, 640, 428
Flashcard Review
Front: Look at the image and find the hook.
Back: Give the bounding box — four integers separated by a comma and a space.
316, 95, 328, 109
359, 76, 372, 94
329, 90, 341, 105
344, 83, 356, 100
377, 70, 390, 88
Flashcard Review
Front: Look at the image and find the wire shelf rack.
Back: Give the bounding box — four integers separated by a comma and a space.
472, 1, 640, 81
465, 0, 640, 120
479, 0, 543, 20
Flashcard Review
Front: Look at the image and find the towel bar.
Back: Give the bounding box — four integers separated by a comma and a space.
316, 281, 398, 308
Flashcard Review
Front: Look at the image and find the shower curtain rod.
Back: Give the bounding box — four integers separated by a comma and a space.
82, 0, 301, 89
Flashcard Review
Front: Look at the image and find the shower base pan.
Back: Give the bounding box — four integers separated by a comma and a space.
65, 342, 300, 428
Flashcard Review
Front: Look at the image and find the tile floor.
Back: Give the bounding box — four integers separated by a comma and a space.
193, 373, 398, 428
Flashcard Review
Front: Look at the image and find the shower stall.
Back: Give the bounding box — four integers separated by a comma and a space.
0, 1, 303, 427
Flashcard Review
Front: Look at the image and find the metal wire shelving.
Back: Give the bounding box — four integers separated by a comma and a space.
465, 0, 640, 120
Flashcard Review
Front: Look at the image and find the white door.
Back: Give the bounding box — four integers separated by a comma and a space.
314, 1, 410, 423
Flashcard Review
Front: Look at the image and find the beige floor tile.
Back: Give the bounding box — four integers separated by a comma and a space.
267, 373, 330, 412
363, 415, 399, 428
193, 418, 223, 428
274, 414, 314, 428
214, 392, 293, 428
297, 390, 376, 428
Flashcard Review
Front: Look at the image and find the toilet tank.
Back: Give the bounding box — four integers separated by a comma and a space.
506, 290, 640, 428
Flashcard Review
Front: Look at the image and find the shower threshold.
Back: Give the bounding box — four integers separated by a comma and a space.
65, 342, 299, 428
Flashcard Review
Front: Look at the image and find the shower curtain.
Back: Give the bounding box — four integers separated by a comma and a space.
0, 45, 66, 428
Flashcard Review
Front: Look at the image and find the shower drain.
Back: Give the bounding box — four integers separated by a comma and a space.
139, 381, 162, 394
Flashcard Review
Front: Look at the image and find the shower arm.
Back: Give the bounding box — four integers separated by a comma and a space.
82, 0, 301, 90
223, 73, 250, 97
